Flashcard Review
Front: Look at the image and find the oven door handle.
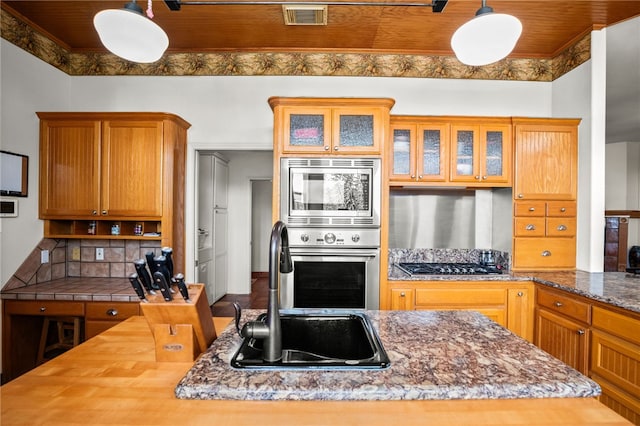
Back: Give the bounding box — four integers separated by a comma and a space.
290, 248, 379, 258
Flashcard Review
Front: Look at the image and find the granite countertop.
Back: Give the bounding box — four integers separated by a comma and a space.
388, 266, 640, 314
175, 309, 600, 401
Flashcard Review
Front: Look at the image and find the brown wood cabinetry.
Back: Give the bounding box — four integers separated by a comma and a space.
85, 302, 140, 339
269, 97, 394, 156
2, 299, 141, 383
511, 118, 580, 271
534, 286, 590, 374
387, 281, 534, 342
37, 112, 190, 271
590, 307, 640, 425
387, 116, 511, 187
449, 121, 512, 186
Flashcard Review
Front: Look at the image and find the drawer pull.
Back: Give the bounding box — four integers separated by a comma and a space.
577, 329, 585, 336
106, 309, 119, 316
40, 306, 46, 312
517, 292, 524, 297
557, 224, 567, 231
518, 194, 524, 198
400, 292, 406, 297
528, 207, 535, 212
554, 301, 563, 307
541, 250, 551, 257
560, 207, 566, 212
525, 224, 536, 231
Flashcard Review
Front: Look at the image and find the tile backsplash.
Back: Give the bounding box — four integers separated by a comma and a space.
2, 238, 161, 291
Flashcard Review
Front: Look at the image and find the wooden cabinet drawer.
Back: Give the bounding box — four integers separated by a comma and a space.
514, 201, 546, 217
546, 217, 576, 237
85, 302, 139, 321
536, 287, 590, 324
4, 300, 85, 316
546, 201, 576, 217
592, 307, 640, 346
513, 238, 576, 269
415, 288, 505, 306
514, 217, 545, 236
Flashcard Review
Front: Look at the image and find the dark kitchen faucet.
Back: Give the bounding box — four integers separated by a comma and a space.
234, 221, 293, 362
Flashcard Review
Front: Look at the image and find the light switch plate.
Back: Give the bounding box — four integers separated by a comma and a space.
71, 247, 81, 261
40, 249, 49, 264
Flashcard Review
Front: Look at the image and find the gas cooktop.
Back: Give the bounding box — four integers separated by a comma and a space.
397, 262, 502, 276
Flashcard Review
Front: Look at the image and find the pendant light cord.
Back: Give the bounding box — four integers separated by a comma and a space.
146, 0, 155, 18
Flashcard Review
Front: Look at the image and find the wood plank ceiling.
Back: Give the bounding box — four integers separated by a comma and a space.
3, 0, 640, 59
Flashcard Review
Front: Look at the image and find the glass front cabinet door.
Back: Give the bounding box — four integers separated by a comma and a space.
450, 122, 512, 186
389, 120, 449, 184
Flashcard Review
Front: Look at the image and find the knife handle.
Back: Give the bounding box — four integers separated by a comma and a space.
134, 259, 156, 294
153, 271, 173, 302
154, 255, 174, 292
145, 251, 158, 275
161, 247, 174, 279
174, 273, 190, 302
128, 273, 147, 301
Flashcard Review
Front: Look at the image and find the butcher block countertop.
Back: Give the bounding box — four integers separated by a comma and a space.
0, 316, 632, 426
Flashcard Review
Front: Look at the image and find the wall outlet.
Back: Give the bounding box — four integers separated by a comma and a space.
71, 247, 81, 261
96, 247, 104, 261
40, 249, 49, 264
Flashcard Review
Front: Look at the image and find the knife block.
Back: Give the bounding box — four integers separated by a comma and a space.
140, 283, 216, 362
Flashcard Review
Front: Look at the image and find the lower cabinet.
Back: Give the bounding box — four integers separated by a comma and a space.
85, 302, 140, 339
590, 307, 640, 425
2, 299, 139, 383
388, 281, 534, 342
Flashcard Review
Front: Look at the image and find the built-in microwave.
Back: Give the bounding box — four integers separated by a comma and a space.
280, 157, 381, 227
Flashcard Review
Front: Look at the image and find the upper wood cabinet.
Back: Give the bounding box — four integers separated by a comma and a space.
449, 121, 512, 186
269, 97, 394, 155
37, 112, 190, 270
388, 117, 449, 184
513, 118, 580, 200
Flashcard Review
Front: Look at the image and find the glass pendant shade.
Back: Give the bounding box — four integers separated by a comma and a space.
94, 6, 168, 63
451, 10, 522, 66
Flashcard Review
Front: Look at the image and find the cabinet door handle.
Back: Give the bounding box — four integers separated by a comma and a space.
554, 301, 563, 307
418, 175, 423, 179
102, 210, 108, 215
560, 207, 566, 212
474, 175, 480, 180
400, 292, 406, 297
541, 250, 551, 257
517, 292, 524, 297
324, 146, 330, 151
92, 210, 98, 216
528, 207, 535, 212
557, 224, 567, 231
525, 224, 536, 231
482, 176, 487, 180
577, 329, 585, 336
334, 146, 339, 151
106, 309, 118, 316
40, 306, 46, 312
518, 194, 524, 198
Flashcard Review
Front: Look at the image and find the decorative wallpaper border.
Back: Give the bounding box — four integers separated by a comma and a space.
1, 8, 590, 81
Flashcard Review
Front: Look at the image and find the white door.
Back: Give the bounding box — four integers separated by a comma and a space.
196, 153, 215, 303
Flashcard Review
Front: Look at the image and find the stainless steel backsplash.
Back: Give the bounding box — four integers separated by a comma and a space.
388, 188, 513, 250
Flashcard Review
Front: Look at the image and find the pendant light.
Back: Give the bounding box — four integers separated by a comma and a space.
94, 0, 168, 63
451, 0, 522, 66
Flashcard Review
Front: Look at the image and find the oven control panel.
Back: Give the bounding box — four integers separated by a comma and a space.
287, 228, 380, 247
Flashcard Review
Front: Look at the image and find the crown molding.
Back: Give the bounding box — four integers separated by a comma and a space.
1, 8, 590, 81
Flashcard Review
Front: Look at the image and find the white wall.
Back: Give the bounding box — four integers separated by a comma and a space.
606, 142, 640, 247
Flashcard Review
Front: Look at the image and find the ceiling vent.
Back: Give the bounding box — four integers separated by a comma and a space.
282, 5, 328, 25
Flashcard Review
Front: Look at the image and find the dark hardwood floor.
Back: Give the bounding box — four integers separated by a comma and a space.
210, 274, 268, 317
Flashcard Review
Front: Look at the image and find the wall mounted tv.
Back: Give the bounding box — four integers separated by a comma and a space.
0, 150, 29, 197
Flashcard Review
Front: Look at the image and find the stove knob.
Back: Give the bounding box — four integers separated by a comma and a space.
324, 233, 336, 244
351, 234, 361, 243
453, 268, 460, 274
439, 268, 446, 273
300, 234, 309, 243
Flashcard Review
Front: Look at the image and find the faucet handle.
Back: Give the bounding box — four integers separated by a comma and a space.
232, 301, 242, 336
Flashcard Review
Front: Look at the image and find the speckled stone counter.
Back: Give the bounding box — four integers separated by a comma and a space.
175, 309, 600, 401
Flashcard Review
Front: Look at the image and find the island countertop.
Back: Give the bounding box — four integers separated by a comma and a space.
0, 315, 631, 426
176, 309, 599, 401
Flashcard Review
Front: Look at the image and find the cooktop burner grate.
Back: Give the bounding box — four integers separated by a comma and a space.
397, 262, 502, 275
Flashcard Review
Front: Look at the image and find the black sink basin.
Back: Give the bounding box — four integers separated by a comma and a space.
230, 312, 390, 370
